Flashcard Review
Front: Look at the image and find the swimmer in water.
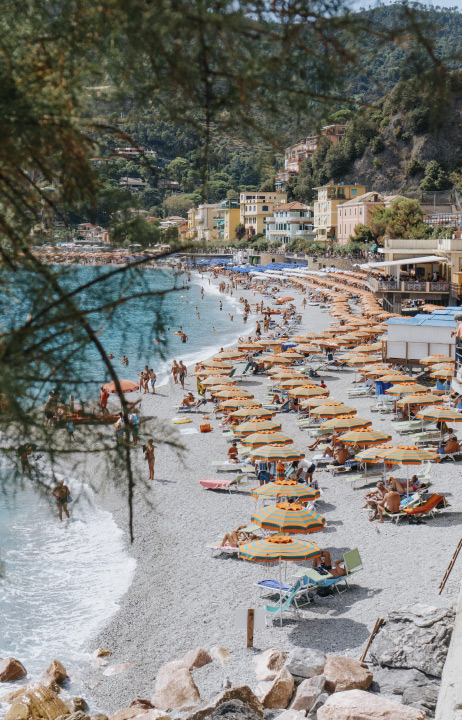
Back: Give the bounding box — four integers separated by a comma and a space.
119, 355, 129, 366
108, 352, 115, 359
212, 327, 216, 332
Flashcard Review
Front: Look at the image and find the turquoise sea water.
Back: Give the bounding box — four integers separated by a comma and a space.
0, 267, 243, 699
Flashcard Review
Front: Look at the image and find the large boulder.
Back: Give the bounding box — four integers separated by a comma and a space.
260, 668, 294, 710
370, 665, 440, 717
207, 700, 261, 720
209, 648, 231, 666
323, 657, 373, 693
254, 649, 287, 682
152, 662, 200, 711
182, 649, 212, 671
0, 659, 27, 683
4, 683, 69, 720
369, 604, 454, 678
41, 661, 67, 688
284, 649, 325, 681
102, 662, 132, 677
185, 686, 263, 720
289, 675, 325, 713
317, 689, 426, 719
276, 712, 306, 720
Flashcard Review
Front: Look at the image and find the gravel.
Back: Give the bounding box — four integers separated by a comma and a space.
73, 276, 459, 715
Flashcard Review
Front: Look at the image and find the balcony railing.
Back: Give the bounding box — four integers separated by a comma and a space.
367, 275, 450, 294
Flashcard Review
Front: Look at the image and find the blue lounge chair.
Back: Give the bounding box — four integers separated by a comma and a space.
263, 576, 311, 625
293, 548, 363, 595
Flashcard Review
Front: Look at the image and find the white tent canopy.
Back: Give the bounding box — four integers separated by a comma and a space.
360, 255, 448, 270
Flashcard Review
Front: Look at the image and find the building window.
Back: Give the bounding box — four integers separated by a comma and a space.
262, 205, 268, 211
351, 189, 357, 196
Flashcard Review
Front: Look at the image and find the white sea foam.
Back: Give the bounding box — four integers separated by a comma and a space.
0, 464, 136, 695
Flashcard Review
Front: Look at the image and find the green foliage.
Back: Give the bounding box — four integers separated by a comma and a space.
369, 198, 430, 239
373, 157, 382, 169
163, 194, 196, 218
420, 160, 450, 191
235, 223, 246, 240
370, 136, 385, 154
430, 225, 457, 238
351, 223, 374, 243
406, 158, 424, 176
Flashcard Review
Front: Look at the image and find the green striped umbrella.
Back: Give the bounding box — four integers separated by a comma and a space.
320, 416, 372, 431
240, 431, 293, 448
288, 386, 329, 399
415, 407, 462, 423
339, 429, 392, 447
234, 419, 282, 436
247, 445, 305, 462
251, 502, 326, 534
250, 480, 319, 501
311, 404, 357, 418
377, 445, 438, 465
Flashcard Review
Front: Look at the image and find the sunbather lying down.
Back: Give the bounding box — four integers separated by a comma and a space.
312, 550, 346, 578
221, 525, 257, 547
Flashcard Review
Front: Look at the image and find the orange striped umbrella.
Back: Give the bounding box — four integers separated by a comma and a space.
230, 407, 275, 419
201, 376, 237, 386
251, 503, 326, 534
234, 419, 282, 436
420, 355, 454, 365
240, 431, 293, 448
339, 429, 392, 447
311, 404, 357, 418
377, 445, 438, 465
385, 384, 429, 395
320, 416, 372, 431
219, 398, 261, 409
288, 386, 329, 399
212, 388, 254, 398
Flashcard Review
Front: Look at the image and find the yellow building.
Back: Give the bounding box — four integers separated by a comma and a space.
186, 203, 221, 242
222, 200, 240, 241
239, 191, 287, 237
313, 183, 366, 243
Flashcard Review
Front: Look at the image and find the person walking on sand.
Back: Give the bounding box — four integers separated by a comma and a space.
149, 369, 157, 394
179, 361, 187, 389
51, 478, 71, 521
171, 360, 179, 384
145, 438, 155, 481
302, 297, 307, 308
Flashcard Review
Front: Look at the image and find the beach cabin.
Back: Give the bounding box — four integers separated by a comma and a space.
385, 308, 457, 366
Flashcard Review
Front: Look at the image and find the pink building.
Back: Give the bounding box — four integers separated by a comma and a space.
337, 192, 387, 244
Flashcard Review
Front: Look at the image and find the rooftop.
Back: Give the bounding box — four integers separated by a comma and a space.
273, 202, 311, 211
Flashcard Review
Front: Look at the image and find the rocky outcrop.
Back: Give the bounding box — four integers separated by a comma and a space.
259, 668, 294, 709
317, 689, 426, 719
181, 649, 212, 671
185, 686, 263, 720
0, 659, 27, 683
276, 711, 306, 720
68, 698, 89, 713
209, 648, 231, 666
102, 663, 132, 677
284, 648, 325, 681
253, 649, 287, 682
369, 604, 454, 678
152, 662, 200, 711
289, 674, 325, 713
4, 683, 69, 720
371, 666, 440, 718
323, 656, 373, 693
41, 661, 67, 688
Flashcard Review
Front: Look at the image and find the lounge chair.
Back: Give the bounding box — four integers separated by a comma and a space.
199, 474, 250, 493
393, 420, 429, 435
263, 577, 308, 624
293, 548, 363, 594
257, 576, 313, 605
403, 493, 446, 518
211, 460, 249, 472
348, 385, 375, 398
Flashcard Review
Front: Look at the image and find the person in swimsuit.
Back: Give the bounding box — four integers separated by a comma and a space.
178, 361, 187, 390
145, 438, 155, 481
51, 478, 71, 521
311, 550, 346, 578
100, 385, 109, 414
171, 360, 179, 384
149, 370, 157, 394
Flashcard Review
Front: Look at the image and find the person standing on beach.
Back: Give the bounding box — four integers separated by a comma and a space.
178, 361, 187, 389
255, 321, 261, 338
171, 360, 179, 384
115, 412, 124, 444
51, 478, 71, 522
129, 409, 140, 446
100, 385, 110, 414
145, 438, 155, 481
149, 369, 156, 394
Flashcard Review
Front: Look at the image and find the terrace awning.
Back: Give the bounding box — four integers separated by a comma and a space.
360, 255, 448, 269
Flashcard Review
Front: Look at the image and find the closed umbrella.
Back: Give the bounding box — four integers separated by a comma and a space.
251, 502, 326, 534
239, 535, 321, 625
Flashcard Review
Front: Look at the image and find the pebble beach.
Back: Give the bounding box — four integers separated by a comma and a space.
70, 272, 461, 715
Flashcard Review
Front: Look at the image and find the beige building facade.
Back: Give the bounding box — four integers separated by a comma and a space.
239, 191, 287, 236
187, 203, 222, 242
313, 183, 366, 243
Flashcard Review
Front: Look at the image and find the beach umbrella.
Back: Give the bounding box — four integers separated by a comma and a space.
320, 416, 372, 431
430, 368, 454, 379
201, 376, 237, 386
260, 355, 296, 365
191, 368, 232, 377
431, 363, 455, 371
317, 339, 339, 348
288, 386, 329, 399
385, 384, 429, 396
250, 479, 319, 501
346, 355, 381, 365
396, 394, 443, 407
230, 407, 275, 419
219, 398, 261, 409
200, 359, 234, 370
294, 344, 321, 354
238, 534, 321, 625
377, 445, 439, 498
311, 403, 357, 418
234, 419, 282, 436
280, 350, 306, 360
212, 389, 254, 399
420, 355, 454, 365
379, 374, 414, 384
353, 342, 383, 353
356, 445, 394, 464
278, 378, 317, 389
268, 369, 303, 379
247, 445, 305, 463
251, 502, 326, 534
415, 406, 462, 425
213, 350, 245, 360
339, 429, 392, 447
102, 380, 139, 393
241, 431, 294, 448
237, 342, 262, 350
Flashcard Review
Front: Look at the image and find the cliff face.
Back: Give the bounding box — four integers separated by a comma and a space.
342, 94, 462, 194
